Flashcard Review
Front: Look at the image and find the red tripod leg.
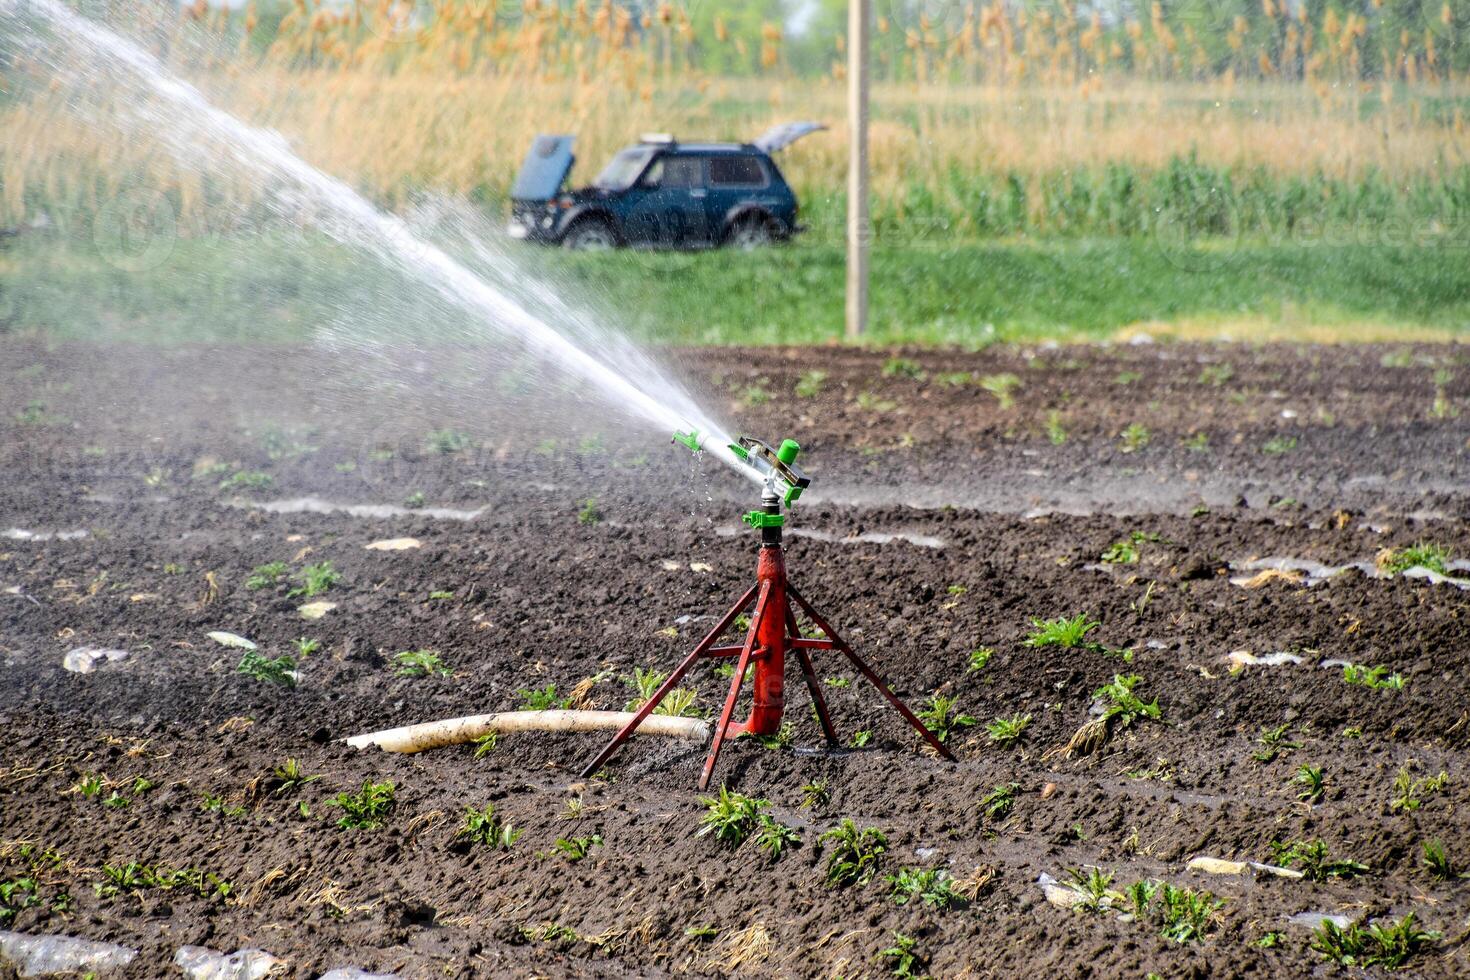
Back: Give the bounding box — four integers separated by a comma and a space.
786, 606, 839, 746
698, 582, 770, 790
787, 585, 956, 762
579, 584, 758, 779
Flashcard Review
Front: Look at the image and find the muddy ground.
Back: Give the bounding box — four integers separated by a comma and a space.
1, 337, 1468, 978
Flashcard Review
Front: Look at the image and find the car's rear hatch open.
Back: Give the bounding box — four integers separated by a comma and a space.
511, 134, 575, 202
751, 121, 826, 153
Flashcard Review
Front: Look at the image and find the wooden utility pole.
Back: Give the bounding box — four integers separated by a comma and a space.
845, 0, 870, 340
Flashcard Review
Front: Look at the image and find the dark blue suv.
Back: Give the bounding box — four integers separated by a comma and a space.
507, 123, 822, 250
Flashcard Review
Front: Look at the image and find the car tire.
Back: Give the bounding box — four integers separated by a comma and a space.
562, 218, 617, 251
725, 214, 778, 250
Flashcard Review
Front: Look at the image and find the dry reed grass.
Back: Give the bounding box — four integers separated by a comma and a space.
2, 1, 1465, 228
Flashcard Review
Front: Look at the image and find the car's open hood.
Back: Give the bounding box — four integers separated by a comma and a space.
752, 121, 826, 153
511, 134, 575, 201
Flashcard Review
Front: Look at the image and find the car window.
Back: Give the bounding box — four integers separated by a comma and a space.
708, 155, 767, 187
593, 147, 657, 191
661, 156, 704, 188
638, 158, 664, 188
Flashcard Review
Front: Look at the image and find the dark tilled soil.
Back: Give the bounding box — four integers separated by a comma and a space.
1, 339, 1468, 978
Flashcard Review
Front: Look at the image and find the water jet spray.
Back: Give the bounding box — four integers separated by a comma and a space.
11, 0, 755, 485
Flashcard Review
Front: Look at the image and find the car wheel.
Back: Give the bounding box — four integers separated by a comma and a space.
726, 215, 777, 250
562, 219, 617, 251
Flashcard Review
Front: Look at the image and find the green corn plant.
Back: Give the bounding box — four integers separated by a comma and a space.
982, 783, 1018, 820
1311, 913, 1439, 970
1391, 768, 1449, 812
818, 820, 888, 887
246, 561, 289, 589
1253, 724, 1301, 762
696, 787, 769, 849
1294, 764, 1326, 803
288, 561, 340, 598
653, 687, 702, 718
1155, 883, 1225, 943
916, 694, 976, 743
753, 817, 801, 859
880, 931, 923, 979
979, 372, 1021, 408
1094, 674, 1161, 727
623, 667, 668, 710
271, 758, 320, 796
1421, 840, 1459, 881
884, 868, 964, 911
967, 647, 993, 673
392, 650, 451, 678
237, 651, 297, 688
326, 780, 395, 830
1024, 614, 1100, 649
551, 834, 601, 862
517, 684, 568, 710
458, 804, 521, 850
1378, 542, 1451, 575
799, 780, 831, 810
1268, 839, 1367, 881
1119, 422, 1151, 452
984, 714, 1030, 747
1065, 866, 1117, 913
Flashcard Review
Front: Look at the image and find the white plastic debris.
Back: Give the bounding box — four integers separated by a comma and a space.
364, 538, 421, 551
1187, 856, 1303, 879
1187, 857, 1247, 875
251, 498, 482, 521
0, 930, 137, 976
297, 601, 337, 620
174, 945, 285, 980
1036, 872, 1082, 909
62, 647, 130, 674
1288, 911, 1355, 931
317, 970, 401, 980
2, 528, 88, 542
207, 631, 257, 650
1401, 566, 1470, 590
1226, 650, 1304, 668
690, 562, 714, 573
660, 560, 682, 571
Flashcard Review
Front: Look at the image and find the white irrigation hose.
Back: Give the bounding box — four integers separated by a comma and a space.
344, 710, 711, 754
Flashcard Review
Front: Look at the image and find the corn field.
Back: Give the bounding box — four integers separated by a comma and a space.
2, 0, 1468, 238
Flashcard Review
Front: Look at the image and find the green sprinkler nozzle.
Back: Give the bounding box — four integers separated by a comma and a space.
776, 439, 801, 466
673, 428, 704, 453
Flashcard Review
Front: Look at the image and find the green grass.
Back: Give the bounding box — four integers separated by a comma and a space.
392, 650, 451, 678
1311, 913, 1439, 970
1379, 542, 1453, 576
8, 234, 1470, 346
458, 804, 521, 850
326, 780, 396, 830
1024, 614, 1100, 650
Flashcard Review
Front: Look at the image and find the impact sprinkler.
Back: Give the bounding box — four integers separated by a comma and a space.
581, 431, 955, 789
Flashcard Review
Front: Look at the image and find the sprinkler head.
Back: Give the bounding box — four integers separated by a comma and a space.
730, 435, 811, 508
672, 428, 705, 453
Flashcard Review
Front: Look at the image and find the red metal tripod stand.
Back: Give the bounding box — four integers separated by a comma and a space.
580, 500, 956, 789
